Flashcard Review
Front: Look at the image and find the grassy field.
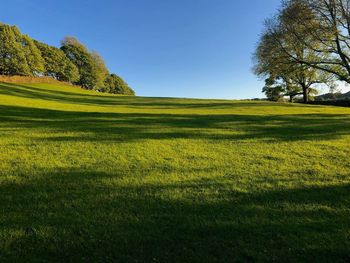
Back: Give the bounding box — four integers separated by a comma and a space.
0, 82, 349, 262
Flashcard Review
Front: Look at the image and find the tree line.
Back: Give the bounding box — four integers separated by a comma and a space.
0, 23, 134, 95
253, 0, 350, 103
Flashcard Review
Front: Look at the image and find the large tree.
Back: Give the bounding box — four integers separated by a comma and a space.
0, 24, 34, 76
274, 0, 350, 84
61, 37, 98, 89
61, 37, 109, 90
254, 1, 334, 102
34, 40, 79, 82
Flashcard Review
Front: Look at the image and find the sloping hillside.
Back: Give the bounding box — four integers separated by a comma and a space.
0, 82, 350, 262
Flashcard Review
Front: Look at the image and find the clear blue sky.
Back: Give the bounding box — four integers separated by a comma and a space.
2, 0, 282, 99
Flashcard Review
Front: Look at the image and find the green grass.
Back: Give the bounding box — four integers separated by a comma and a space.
0, 82, 350, 262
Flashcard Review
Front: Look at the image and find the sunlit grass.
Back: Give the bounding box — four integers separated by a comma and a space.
0, 82, 349, 262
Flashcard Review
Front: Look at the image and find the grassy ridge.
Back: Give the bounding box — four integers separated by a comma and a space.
0, 82, 350, 262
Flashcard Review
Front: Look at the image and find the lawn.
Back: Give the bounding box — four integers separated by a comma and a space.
0, 82, 349, 262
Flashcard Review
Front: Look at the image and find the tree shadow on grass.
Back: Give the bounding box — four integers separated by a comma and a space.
0, 168, 349, 262
1, 85, 350, 261
0, 105, 349, 143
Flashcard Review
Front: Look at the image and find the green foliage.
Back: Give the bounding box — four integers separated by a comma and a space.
0, 24, 45, 76
0, 23, 134, 95
21, 34, 45, 74
34, 40, 79, 82
91, 51, 109, 88
103, 73, 135, 95
0, 82, 349, 262
61, 37, 110, 90
281, 0, 350, 84
254, 0, 334, 103
262, 78, 286, 101
0, 24, 30, 75
61, 37, 98, 89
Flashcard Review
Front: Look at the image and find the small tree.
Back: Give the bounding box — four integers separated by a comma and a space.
262, 78, 285, 101
103, 74, 135, 95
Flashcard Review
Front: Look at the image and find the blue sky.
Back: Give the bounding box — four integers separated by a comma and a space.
2, 0, 283, 99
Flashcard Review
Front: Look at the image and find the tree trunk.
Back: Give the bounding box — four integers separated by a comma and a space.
302, 85, 308, 103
